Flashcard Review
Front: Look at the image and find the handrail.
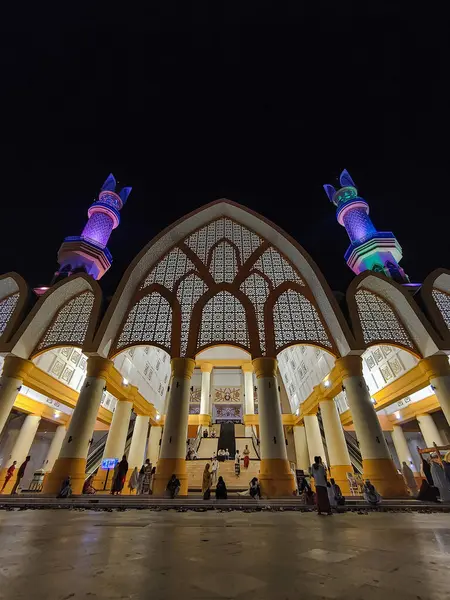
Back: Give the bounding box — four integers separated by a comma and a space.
250, 425, 261, 459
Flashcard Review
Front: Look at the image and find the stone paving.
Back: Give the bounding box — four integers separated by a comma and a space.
0, 509, 449, 599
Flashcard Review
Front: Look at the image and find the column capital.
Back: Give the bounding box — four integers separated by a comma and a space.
419, 355, 450, 380
2, 355, 34, 380
241, 362, 254, 374
335, 355, 363, 379
252, 357, 277, 378
200, 362, 213, 374
171, 357, 196, 380
87, 356, 113, 379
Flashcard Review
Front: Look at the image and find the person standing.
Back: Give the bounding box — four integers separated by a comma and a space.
128, 467, 139, 494
402, 461, 418, 496
202, 463, 212, 499
215, 476, 227, 499
1, 461, 17, 493
211, 456, 219, 486
111, 455, 128, 495
140, 459, 152, 494
243, 445, 250, 469
235, 450, 241, 476
310, 456, 332, 516
11, 456, 31, 495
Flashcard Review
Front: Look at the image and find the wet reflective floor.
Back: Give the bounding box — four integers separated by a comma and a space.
0, 509, 449, 599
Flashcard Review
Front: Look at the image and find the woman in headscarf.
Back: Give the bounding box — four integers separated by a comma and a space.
215, 476, 227, 499
402, 461, 418, 496
111, 455, 128, 495
82, 474, 96, 495
140, 459, 152, 494
57, 476, 72, 498
243, 445, 250, 469
421, 456, 434, 486
310, 456, 332, 516
202, 463, 212, 500
128, 467, 139, 494
430, 456, 450, 502
363, 480, 381, 506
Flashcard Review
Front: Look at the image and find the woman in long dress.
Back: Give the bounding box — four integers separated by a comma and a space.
141, 460, 152, 494
235, 450, 241, 476
430, 458, 450, 502
243, 445, 250, 469
202, 463, 212, 499
363, 480, 381, 506
210, 457, 219, 486
111, 455, 128, 495
128, 467, 139, 494
402, 461, 418, 496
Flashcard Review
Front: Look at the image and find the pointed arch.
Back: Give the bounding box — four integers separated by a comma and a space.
0, 272, 28, 344
347, 272, 444, 358
421, 269, 450, 345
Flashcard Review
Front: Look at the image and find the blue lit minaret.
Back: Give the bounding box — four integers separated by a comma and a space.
324, 170, 409, 283
54, 174, 131, 282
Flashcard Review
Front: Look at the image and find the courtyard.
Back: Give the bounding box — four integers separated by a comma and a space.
0, 509, 449, 599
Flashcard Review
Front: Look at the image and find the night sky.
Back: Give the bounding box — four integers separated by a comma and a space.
1, 4, 448, 298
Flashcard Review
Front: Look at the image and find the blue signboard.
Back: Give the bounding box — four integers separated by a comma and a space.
101, 458, 119, 470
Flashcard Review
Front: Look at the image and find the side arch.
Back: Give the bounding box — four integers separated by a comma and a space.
6, 274, 102, 359
346, 272, 445, 358
421, 269, 450, 345
0, 272, 28, 344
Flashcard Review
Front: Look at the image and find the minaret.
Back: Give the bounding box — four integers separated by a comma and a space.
54, 174, 131, 282
324, 169, 409, 283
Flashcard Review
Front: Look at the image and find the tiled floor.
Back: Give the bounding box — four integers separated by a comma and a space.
0, 509, 449, 599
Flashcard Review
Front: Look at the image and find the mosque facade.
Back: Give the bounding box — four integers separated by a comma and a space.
0, 171, 449, 497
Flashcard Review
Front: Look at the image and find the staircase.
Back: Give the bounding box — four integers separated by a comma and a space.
218, 422, 236, 457
85, 420, 135, 478
186, 459, 260, 491
317, 411, 363, 474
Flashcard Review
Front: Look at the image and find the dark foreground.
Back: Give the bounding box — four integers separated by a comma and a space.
0, 510, 449, 600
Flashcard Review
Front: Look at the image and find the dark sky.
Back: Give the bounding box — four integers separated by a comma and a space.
1, 3, 448, 297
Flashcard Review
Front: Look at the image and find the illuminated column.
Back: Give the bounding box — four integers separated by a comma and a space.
253, 358, 295, 497
303, 414, 326, 466
0, 356, 34, 437
127, 415, 150, 472
43, 425, 67, 473
420, 355, 450, 427
43, 357, 112, 495
95, 398, 133, 490
336, 356, 407, 497
0, 414, 41, 493
319, 398, 353, 494
199, 363, 213, 428
293, 425, 309, 472
417, 414, 444, 447
391, 425, 418, 474
147, 425, 162, 466
242, 363, 255, 437
153, 358, 195, 496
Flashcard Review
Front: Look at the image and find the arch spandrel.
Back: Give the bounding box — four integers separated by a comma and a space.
93, 200, 355, 359
347, 271, 445, 358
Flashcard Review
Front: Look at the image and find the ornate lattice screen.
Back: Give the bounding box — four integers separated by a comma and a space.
198, 291, 249, 350
432, 289, 450, 331
117, 293, 172, 352
177, 274, 208, 356
273, 290, 332, 351
240, 273, 269, 353
355, 289, 414, 349
37, 291, 95, 352
0, 293, 19, 337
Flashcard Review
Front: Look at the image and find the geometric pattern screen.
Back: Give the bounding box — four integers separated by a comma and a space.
116, 216, 332, 356
432, 289, 450, 331
355, 289, 414, 349
0, 293, 19, 337
37, 291, 95, 352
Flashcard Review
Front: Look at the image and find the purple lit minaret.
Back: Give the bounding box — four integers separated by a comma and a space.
54, 174, 131, 282
324, 169, 409, 283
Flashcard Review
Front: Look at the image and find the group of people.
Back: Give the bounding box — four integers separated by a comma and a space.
217, 449, 230, 460
1, 456, 31, 494
202, 428, 217, 438
417, 455, 450, 503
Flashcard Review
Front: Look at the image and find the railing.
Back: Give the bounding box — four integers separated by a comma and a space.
85, 419, 136, 478
250, 425, 261, 459
317, 411, 363, 474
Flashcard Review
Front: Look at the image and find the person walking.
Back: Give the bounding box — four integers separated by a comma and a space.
310, 456, 332, 516
11, 456, 31, 495
111, 455, 128, 495
243, 445, 250, 469
210, 456, 219, 486
1, 461, 17, 493
128, 467, 139, 494
202, 463, 212, 500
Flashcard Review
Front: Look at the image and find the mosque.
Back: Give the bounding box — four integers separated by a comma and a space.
0, 170, 449, 498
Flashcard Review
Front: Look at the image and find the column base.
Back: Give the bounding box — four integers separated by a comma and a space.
93, 469, 114, 492
152, 458, 188, 497
329, 464, 354, 495
42, 457, 87, 495
259, 458, 296, 497
362, 458, 408, 498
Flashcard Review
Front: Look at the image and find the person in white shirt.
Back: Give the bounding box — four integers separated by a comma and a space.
310, 456, 332, 515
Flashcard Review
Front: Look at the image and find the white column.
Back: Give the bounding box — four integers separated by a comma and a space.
391, 425, 417, 472
147, 425, 162, 466
320, 398, 353, 493
417, 413, 444, 447
43, 425, 67, 472
8, 414, 41, 465
153, 358, 195, 496
293, 425, 309, 472
421, 356, 450, 426
432, 375, 450, 426
336, 356, 406, 497
102, 400, 133, 461
200, 363, 213, 422
242, 363, 255, 437
0, 357, 34, 436
303, 414, 326, 466
127, 415, 149, 470
43, 357, 112, 494
253, 358, 295, 497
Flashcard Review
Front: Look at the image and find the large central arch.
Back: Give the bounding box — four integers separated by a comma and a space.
94, 201, 355, 360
